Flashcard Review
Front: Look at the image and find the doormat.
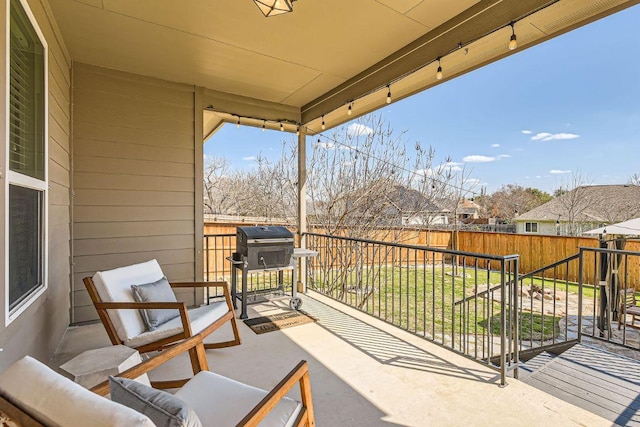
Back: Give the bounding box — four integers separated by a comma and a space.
243, 311, 316, 335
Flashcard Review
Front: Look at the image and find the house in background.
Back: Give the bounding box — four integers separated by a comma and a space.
514, 185, 640, 236
385, 186, 450, 226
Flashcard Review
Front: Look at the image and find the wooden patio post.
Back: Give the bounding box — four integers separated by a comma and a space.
297, 130, 307, 292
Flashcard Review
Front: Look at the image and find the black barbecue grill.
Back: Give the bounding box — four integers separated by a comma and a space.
235, 226, 294, 270
230, 226, 298, 318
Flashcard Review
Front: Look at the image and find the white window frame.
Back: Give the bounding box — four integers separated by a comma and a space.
524, 222, 538, 233
4, 0, 48, 325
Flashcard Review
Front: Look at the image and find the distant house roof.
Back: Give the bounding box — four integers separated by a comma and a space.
384, 186, 444, 213
516, 185, 640, 223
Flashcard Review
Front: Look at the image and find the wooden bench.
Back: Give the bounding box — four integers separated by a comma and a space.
619, 288, 640, 329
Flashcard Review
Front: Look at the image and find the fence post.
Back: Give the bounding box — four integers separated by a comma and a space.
512, 256, 520, 380
500, 258, 507, 387
578, 248, 584, 343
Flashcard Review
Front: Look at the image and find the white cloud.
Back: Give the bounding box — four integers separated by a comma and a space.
464, 178, 482, 186
491, 144, 500, 148
531, 132, 579, 142
535, 175, 542, 179
550, 169, 571, 174
418, 162, 462, 176
347, 123, 374, 136
463, 155, 495, 163
442, 161, 463, 171
521, 130, 532, 134
497, 154, 511, 159
316, 141, 335, 149
242, 156, 256, 161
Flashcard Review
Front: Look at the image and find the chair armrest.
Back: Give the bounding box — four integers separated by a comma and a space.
169, 282, 235, 314
90, 335, 209, 396
169, 281, 229, 289
94, 301, 188, 310
238, 360, 315, 427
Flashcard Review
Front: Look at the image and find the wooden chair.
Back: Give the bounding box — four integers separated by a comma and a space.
0, 336, 315, 427
83, 259, 241, 387
618, 287, 640, 329
91, 335, 316, 427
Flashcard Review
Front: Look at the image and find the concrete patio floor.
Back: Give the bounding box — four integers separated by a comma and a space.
52, 291, 611, 426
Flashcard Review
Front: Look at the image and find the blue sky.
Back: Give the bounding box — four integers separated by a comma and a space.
205, 5, 640, 194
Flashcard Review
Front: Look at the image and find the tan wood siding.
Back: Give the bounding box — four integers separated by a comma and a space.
0, 0, 72, 371
71, 63, 198, 323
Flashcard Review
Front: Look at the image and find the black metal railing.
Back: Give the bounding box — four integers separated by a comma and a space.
579, 245, 640, 349
515, 254, 583, 356
304, 232, 520, 385
204, 230, 640, 385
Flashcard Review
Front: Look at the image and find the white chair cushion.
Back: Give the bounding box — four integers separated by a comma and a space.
0, 356, 154, 427
92, 259, 165, 341
175, 371, 302, 427
125, 302, 229, 348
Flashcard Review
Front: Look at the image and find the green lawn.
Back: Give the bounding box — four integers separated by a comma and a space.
310, 264, 582, 342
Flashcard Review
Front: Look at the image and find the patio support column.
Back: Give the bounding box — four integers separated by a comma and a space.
194, 86, 205, 304
297, 130, 307, 292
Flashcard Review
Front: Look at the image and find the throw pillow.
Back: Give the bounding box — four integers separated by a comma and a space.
131, 276, 180, 331
109, 376, 202, 427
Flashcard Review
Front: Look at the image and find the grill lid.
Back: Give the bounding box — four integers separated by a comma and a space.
237, 226, 293, 242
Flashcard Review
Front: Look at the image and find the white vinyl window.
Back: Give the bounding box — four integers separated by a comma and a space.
525, 222, 538, 233
5, 0, 48, 323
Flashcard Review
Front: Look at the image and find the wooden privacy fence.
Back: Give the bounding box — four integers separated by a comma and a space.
204, 222, 640, 287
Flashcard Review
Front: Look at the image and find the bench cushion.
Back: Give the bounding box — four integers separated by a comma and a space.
175, 371, 302, 427
110, 376, 202, 427
0, 356, 154, 427
125, 302, 229, 348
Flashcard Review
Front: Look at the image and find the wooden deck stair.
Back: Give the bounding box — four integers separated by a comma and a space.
520, 343, 640, 426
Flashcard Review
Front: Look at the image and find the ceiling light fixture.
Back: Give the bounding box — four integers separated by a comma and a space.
321, 115, 326, 130
509, 22, 518, 50
236, 117, 241, 128
253, 0, 294, 17
262, 120, 266, 132
386, 85, 391, 104
348, 103, 353, 116
436, 58, 443, 80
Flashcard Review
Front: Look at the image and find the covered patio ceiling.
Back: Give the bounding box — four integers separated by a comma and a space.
50, 0, 638, 137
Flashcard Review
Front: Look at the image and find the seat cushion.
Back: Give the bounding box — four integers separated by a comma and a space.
110, 376, 202, 427
125, 302, 229, 348
175, 371, 302, 427
0, 356, 154, 427
92, 259, 165, 341
131, 276, 180, 331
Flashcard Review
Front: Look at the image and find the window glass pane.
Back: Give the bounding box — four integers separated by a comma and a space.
9, 0, 45, 180
9, 185, 44, 311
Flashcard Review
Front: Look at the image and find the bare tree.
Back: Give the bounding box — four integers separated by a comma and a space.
307, 115, 461, 240
629, 173, 640, 186
305, 114, 471, 305
203, 155, 235, 214
489, 184, 552, 221
554, 171, 594, 236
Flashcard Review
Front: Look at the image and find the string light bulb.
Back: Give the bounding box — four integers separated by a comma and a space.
348, 103, 352, 116
436, 58, 443, 80
280, 122, 284, 131
236, 117, 240, 128
509, 23, 518, 50
296, 126, 300, 136
262, 120, 266, 132
321, 115, 326, 130
386, 85, 391, 104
